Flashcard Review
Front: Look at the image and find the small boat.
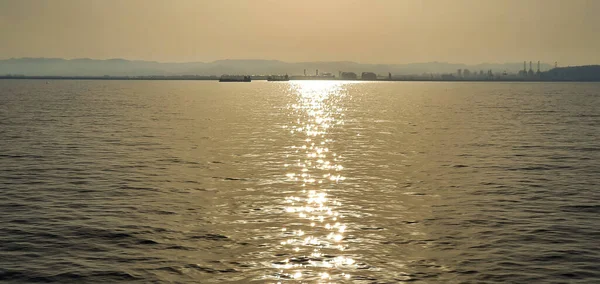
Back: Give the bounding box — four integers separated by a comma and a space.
267, 74, 289, 81
219, 75, 251, 82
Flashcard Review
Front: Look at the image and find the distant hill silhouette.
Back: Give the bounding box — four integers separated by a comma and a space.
0, 58, 553, 77
542, 65, 600, 81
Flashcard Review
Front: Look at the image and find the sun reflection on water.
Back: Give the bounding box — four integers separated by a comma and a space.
272, 81, 355, 283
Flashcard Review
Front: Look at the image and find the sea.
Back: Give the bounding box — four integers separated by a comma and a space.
0, 80, 599, 283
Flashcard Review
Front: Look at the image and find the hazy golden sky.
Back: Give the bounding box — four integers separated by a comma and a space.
1, 0, 599, 65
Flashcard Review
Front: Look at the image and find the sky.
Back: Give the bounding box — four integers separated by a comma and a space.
1, 0, 599, 65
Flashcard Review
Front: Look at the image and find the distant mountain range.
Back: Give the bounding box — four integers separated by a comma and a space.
0, 58, 554, 76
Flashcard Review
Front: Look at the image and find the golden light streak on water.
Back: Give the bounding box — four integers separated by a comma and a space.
271, 82, 357, 282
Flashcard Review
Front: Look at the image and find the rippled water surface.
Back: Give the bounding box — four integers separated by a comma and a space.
1, 80, 599, 283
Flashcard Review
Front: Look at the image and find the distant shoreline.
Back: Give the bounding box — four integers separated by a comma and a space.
0, 76, 217, 81
1, 76, 599, 82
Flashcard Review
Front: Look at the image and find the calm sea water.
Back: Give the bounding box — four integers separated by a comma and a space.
0, 80, 599, 283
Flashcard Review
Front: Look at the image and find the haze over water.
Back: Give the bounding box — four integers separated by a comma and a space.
1, 80, 599, 283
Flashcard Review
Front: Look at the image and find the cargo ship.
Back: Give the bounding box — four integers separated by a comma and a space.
219, 75, 251, 82
267, 74, 289, 81
289, 69, 336, 81
289, 75, 336, 80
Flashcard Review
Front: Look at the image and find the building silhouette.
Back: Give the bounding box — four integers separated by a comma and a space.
361, 72, 377, 80
519, 61, 527, 77
528, 61, 534, 76
341, 72, 357, 79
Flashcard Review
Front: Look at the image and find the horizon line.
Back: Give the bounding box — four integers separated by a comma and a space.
0, 57, 562, 67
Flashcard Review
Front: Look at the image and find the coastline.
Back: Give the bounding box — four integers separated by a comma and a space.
2, 76, 599, 82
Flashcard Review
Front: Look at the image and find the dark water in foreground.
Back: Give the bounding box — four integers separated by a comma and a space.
0, 80, 599, 283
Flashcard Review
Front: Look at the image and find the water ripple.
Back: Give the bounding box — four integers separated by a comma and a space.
0, 80, 599, 283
